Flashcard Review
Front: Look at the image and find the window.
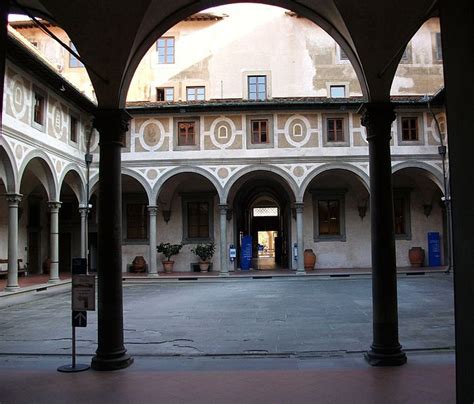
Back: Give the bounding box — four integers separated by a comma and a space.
182, 193, 214, 243
292, 123, 303, 137
253, 207, 278, 217
157, 37, 175, 64
393, 189, 411, 239
156, 87, 174, 101
178, 121, 195, 146
248, 75, 267, 100
33, 91, 45, 127
251, 119, 268, 144
186, 86, 205, 101
69, 42, 84, 68
330, 85, 346, 98
339, 46, 349, 61
434, 32, 442, 62
312, 190, 346, 241
401, 117, 418, 141
327, 118, 345, 142
126, 203, 148, 240
70, 116, 78, 143
400, 44, 412, 64
218, 125, 228, 139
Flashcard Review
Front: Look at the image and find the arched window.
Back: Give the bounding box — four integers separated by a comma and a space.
293, 123, 303, 137
218, 125, 228, 139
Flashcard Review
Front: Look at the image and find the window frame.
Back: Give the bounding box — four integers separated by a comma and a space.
156, 87, 174, 102
248, 75, 267, 101
397, 113, 424, 145
69, 114, 78, 144
393, 188, 412, 240
246, 114, 274, 149
31, 86, 47, 131
181, 193, 215, 244
186, 86, 205, 101
157, 36, 175, 64
433, 32, 442, 63
123, 200, 149, 243
173, 117, 200, 150
337, 45, 350, 63
329, 85, 346, 98
311, 189, 347, 242
322, 114, 349, 147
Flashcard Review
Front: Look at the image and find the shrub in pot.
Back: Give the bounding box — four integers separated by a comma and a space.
157, 242, 183, 273
191, 242, 215, 272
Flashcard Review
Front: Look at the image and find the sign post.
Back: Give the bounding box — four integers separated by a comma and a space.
58, 258, 95, 373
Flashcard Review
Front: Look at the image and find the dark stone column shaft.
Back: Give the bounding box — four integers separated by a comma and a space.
361, 102, 406, 366
91, 109, 133, 371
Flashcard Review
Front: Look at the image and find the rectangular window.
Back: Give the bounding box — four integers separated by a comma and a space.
318, 200, 340, 236
248, 75, 267, 100
401, 117, 418, 141
69, 42, 84, 68
327, 118, 345, 142
251, 119, 268, 143
157, 37, 175, 64
186, 86, 205, 101
33, 92, 45, 126
70, 116, 78, 143
187, 202, 210, 239
126, 203, 147, 240
178, 121, 196, 146
434, 32, 442, 62
330, 85, 345, 98
339, 46, 349, 60
157, 87, 174, 101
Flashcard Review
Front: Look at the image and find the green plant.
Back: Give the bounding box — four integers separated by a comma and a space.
157, 242, 183, 261
191, 242, 215, 262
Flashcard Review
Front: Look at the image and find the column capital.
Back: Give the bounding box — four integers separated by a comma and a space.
78, 206, 89, 216
47, 201, 62, 212
6, 193, 22, 205
360, 102, 396, 142
218, 204, 228, 213
147, 205, 158, 215
93, 108, 132, 147
293, 202, 304, 213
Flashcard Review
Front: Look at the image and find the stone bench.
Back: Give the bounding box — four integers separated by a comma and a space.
0, 259, 27, 277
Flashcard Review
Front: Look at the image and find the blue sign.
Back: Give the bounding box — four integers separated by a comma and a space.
240, 235, 252, 270
428, 232, 442, 267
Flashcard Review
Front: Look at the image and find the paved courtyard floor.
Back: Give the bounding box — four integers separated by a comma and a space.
0, 273, 455, 403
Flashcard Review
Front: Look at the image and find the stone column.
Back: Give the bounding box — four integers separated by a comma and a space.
219, 204, 228, 276
5, 194, 21, 291
91, 109, 133, 371
0, 0, 8, 128
361, 102, 406, 366
79, 205, 88, 259
294, 203, 305, 274
147, 205, 158, 277
47, 201, 61, 283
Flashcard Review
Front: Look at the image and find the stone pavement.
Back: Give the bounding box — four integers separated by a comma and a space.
0, 273, 455, 403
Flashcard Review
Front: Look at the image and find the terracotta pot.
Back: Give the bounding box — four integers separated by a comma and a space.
131, 256, 147, 273
199, 262, 210, 272
408, 247, 425, 267
304, 249, 316, 270
162, 261, 174, 273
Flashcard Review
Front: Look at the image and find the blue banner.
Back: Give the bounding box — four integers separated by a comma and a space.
240, 235, 252, 270
428, 232, 442, 267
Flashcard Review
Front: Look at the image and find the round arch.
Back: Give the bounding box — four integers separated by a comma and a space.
224, 165, 299, 204
299, 163, 370, 200
119, 0, 368, 106
18, 150, 58, 201
58, 164, 87, 205
392, 161, 444, 192
121, 168, 153, 204
152, 166, 224, 203
0, 140, 18, 193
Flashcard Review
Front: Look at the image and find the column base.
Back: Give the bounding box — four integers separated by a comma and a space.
5, 285, 20, 292
147, 273, 159, 278
48, 278, 61, 284
91, 351, 134, 371
364, 346, 407, 366
296, 269, 306, 275
219, 271, 230, 277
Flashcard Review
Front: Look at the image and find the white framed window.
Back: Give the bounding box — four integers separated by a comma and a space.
248, 75, 267, 101
330, 85, 346, 98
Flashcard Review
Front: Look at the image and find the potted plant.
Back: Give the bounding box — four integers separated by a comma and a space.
191, 242, 215, 272
157, 242, 183, 273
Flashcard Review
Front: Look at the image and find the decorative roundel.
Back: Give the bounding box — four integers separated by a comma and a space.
52, 102, 65, 139
284, 115, 312, 147
217, 167, 229, 179
146, 169, 158, 180
293, 166, 305, 178
209, 117, 237, 149
139, 119, 165, 151
9, 75, 28, 119
15, 144, 23, 160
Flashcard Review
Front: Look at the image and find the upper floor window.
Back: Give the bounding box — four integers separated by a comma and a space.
69, 42, 84, 68
178, 121, 196, 146
186, 86, 205, 101
330, 85, 346, 98
157, 37, 175, 64
157, 87, 174, 101
401, 117, 418, 141
338, 46, 349, 61
434, 32, 442, 62
327, 118, 345, 142
70, 116, 78, 143
400, 43, 412, 64
251, 119, 268, 143
248, 75, 267, 101
33, 91, 45, 127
